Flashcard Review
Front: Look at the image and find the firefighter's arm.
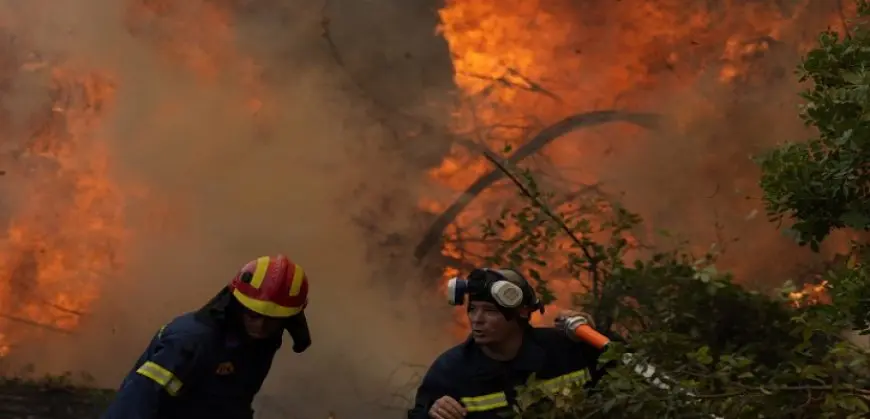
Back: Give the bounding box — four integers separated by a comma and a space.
100, 330, 204, 419
408, 356, 455, 419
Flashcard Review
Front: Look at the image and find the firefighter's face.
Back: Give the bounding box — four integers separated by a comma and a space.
468, 301, 520, 345
241, 310, 284, 339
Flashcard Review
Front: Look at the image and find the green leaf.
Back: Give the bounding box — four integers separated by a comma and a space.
841, 211, 870, 229
602, 398, 617, 413
842, 72, 864, 84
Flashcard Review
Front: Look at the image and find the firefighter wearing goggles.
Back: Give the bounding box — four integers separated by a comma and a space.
101, 255, 312, 419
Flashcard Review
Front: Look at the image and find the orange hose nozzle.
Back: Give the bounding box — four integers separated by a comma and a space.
564, 316, 611, 350
573, 324, 611, 350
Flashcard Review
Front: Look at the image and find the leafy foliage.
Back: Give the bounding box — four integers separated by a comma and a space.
477, 155, 869, 418
756, 0, 870, 338
758, 0, 870, 250
462, 4, 870, 417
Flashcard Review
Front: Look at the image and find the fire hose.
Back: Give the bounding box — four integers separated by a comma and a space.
563, 315, 725, 419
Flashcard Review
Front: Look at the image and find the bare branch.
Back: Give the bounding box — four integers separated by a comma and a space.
414, 110, 662, 261
479, 150, 595, 265
459, 68, 562, 102
0, 313, 74, 335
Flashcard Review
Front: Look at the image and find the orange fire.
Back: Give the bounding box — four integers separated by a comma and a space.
125, 0, 267, 116
0, 0, 266, 358
788, 280, 830, 307
0, 66, 128, 357
427, 0, 851, 334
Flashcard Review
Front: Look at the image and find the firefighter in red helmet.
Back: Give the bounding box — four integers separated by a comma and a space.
101, 255, 312, 419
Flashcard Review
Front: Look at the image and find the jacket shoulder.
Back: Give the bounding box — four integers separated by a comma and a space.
427, 342, 470, 377
530, 326, 604, 362
530, 326, 618, 348
529, 327, 574, 346
153, 312, 218, 351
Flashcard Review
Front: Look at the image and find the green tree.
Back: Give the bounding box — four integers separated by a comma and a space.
758, 1, 870, 251
756, 0, 870, 338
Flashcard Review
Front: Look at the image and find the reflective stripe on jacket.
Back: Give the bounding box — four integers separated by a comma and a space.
100, 311, 281, 419
408, 327, 609, 418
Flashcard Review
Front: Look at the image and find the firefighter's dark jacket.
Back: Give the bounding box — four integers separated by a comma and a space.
408, 327, 610, 418
100, 287, 311, 419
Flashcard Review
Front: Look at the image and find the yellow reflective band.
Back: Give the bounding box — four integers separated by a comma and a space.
460, 392, 509, 412
537, 369, 591, 394
232, 289, 302, 317
136, 361, 183, 396
289, 263, 305, 297
250, 256, 272, 289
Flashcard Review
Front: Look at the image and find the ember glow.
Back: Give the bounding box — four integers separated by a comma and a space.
428, 0, 850, 333
789, 281, 830, 307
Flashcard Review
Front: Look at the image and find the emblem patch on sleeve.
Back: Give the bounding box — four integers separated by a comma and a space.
215, 362, 235, 375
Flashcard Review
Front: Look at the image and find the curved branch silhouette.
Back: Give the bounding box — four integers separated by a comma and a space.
413, 110, 662, 260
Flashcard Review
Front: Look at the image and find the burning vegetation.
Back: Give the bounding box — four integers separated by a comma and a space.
0, 0, 867, 416
418, 0, 853, 331
0, 0, 847, 365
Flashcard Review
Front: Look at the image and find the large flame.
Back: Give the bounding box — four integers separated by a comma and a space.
428, 0, 850, 334
0, 65, 127, 357
0, 0, 847, 355
0, 0, 266, 359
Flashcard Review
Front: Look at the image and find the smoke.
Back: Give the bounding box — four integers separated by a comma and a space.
0, 0, 855, 417
0, 0, 457, 417
593, 0, 851, 283
523, 0, 853, 285
604, 76, 823, 283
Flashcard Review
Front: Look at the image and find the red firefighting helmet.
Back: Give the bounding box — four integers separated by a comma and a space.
228, 255, 309, 318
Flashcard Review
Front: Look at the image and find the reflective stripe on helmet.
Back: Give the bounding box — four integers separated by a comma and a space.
289, 263, 305, 297
249, 256, 272, 288
232, 288, 303, 318
230, 255, 309, 317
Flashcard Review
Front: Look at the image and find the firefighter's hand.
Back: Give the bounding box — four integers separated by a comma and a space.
429, 395, 466, 418
554, 310, 595, 330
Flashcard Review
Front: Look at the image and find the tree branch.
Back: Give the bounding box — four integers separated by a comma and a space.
414, 110, 662, 261
0, 313, 74, 335
479, 149, 600, 282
